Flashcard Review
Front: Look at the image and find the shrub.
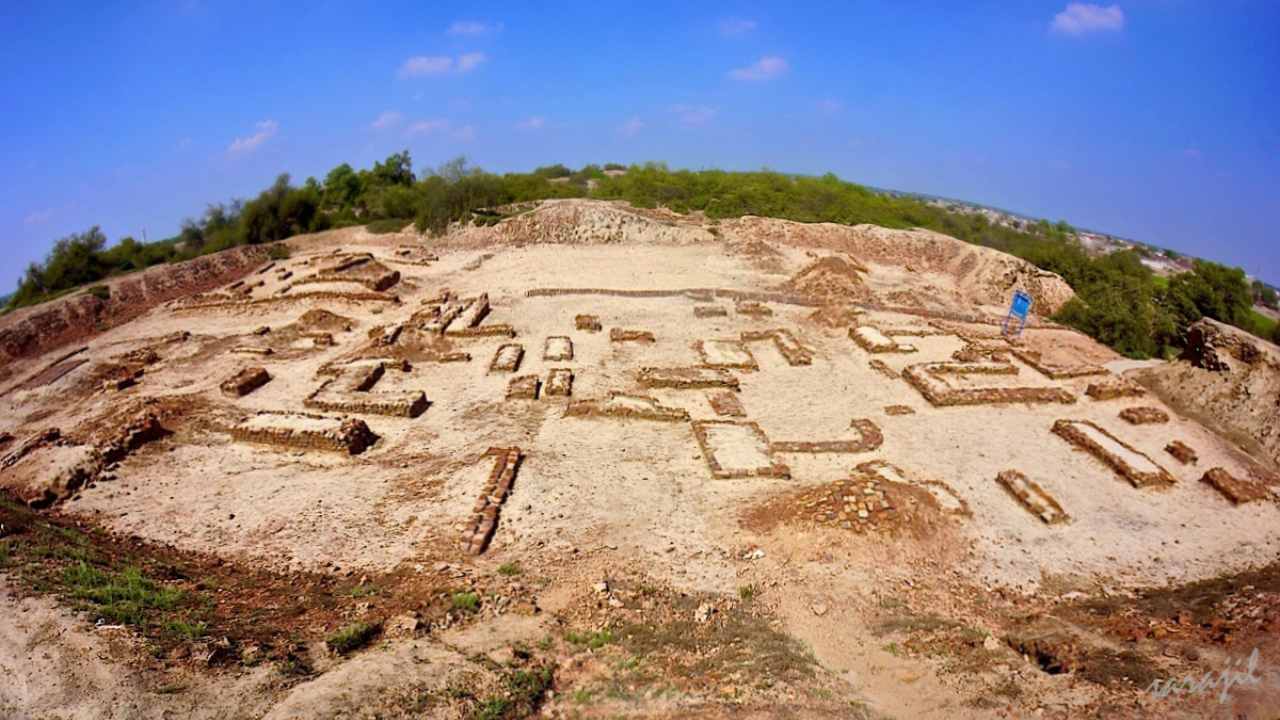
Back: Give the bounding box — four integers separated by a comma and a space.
452, 591, 481, 612
326, 621, 380, 654
366, 218, 411, 234
266, 244, 291, 260
86, 285, 110, 301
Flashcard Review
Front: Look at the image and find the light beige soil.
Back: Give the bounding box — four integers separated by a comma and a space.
1, 199, 1277, 718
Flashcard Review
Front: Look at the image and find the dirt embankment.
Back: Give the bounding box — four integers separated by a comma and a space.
0, 246, 268, 364
1131, 319, 1280, 468
720, 217, 1076, 314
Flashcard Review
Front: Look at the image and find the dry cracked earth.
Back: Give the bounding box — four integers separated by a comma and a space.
2, 199, 1279, 719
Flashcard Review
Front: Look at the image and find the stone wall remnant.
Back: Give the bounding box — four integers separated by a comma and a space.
221, 367, 272, 397
996, 470, 1069, 524
1165, 440, 1198, 465
610, 328, 655, 343
692, 421, 790, 479
1200, 467, 1270, 505
227, 413, 376, 454
1051, 419, 1174, 488
565, 393, 690, 422
904, 362, 1075, 407
771, 418, 884, 454
637, 366, 740, 390
1119, 406, 1170, 425
489, 344, 524, 373
545, 369, 574, 397
543, 336, 574, 362
506, 375, 541, 400
462, 448, 522, 555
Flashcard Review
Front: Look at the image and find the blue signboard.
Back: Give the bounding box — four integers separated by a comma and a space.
1010, 291, 1032, 320
1003, 290, 1033, 337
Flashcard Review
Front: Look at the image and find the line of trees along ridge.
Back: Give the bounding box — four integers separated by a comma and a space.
8, 155, 1275, 355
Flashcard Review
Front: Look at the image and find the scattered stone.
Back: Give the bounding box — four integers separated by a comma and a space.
1165, 440, 1198, 465
1119, 406, 1170, 425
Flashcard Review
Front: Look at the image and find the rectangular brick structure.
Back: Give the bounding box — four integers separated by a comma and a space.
1119, 406, 1170, 425
771, 418, 884, 454
697, 340, 758, 370
462, 447, 522, 555
638, 366, 740, 390
851, 326, 916, 354
739, 328, 813, 366
735, 301, 773, 317
996, 470, 1069, 524
506, 375, 541, 400
904, 362, 1076, 407
221, 367, 271, 397
1011, 348, 1106, 379
1200, 467, 1270, 505
565, 393, 689, 422
543, 336, 574, 362
489, 344, 524, 373
694, 305, 728, 318
545, 369, 574, 397
708, 391, 746, 417
227, 413, 376, 455
1165, 440, 1198, 465
575, 314, 603, 332
1052, 419, 1174, 488
610, 328, 655, 343
1085, 377, 1147, 401
692, 421, 790, 479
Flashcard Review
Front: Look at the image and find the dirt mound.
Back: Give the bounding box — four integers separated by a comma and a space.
294, 309, 355, 332
1132, 319, 1280, 468
778, 256, 871, 302
721, 216, 1075, 313
0, 245, 267, 363
452, 198, 716, 247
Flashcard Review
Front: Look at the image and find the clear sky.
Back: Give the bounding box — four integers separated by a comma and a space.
1, 1, 1277, 291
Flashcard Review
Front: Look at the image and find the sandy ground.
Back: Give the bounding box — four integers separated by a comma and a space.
2, 202, 1278, 718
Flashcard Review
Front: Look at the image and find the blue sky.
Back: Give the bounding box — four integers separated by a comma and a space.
1, 1, 1277, 290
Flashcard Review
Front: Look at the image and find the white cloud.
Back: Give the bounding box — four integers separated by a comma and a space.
671, 104, 717, 126
400, 53, 486, 78
516, 116, 546, 130
618, 117, 645, 137
448, 20, 502, 36
719, 18, 757, 36
453, 125, 476, 142
406, 119, 448, 136
371, 111, 403, 130
400, 56, 454, 77
23, 209, 54, 226
227, 119, 278, 154
457, 52, 487, 73
1050, 3, 1125, 35
729, 55, 788, 81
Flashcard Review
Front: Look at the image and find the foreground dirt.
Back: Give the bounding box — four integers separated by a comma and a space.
2, 199, 1278, 718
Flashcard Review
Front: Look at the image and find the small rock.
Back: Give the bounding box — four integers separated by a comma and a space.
811, 603, 829, 617
594, 581, 609, 594
695, 603, 715, 623
983, 635, 1001, 652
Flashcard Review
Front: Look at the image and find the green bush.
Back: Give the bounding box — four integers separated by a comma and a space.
325, 621, 379, 654
86, 285, 110, 301
365, 218, 411, 234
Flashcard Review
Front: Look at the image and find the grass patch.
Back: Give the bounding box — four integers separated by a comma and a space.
0, 540, 9, 566
565, 629, 615, 650
325, 621, 380, 655
164, 620, 208, 640
738, 584, 756, 601
470, 665, 555, 720
496, 562, 522, 577
64, 562, 183, 626
347, 583, 379, 598
366, 218, 412, 234
452, 591, 481, 613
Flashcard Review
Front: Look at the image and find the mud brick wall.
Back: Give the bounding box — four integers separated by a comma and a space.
228, 417, 375, 455
610, 328, 655, 343
740, 329, 813, 366
1011, 348, 1106, 379
506, 375, 541, 400
1, 429, 61, 471
884, 405, 915, 416
543, 336, 573, 361
462, 448, 523, 555
694, 305, 728, 318
305, 391, 428, 418
771, 418, 884, 454
1200, 467, 1270, 505
1165, 440, 1198, 465
692, 421, 791, 479
489, 344, 524, 373
1119, 407, 1169, 425
1051, 419, 1173, 488
575, 315, 602, 332
850, 326, 916, 354
735, 301, 773, 317
545, 369, 574, 397
179, 290, 399, 311
904, 363, 1076, 406
708, 391, 745, 417
295, 269, 400, 292
868, 359, 899, 379
637, 367, 739, 390
453, 294, 491, 329
564, 394, 690, 422
1085, 377, 1146, 400
221, 367, 271, 397
446, 324, 516, 338
996, 470, 1069, 524
696, 340, 757, 370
